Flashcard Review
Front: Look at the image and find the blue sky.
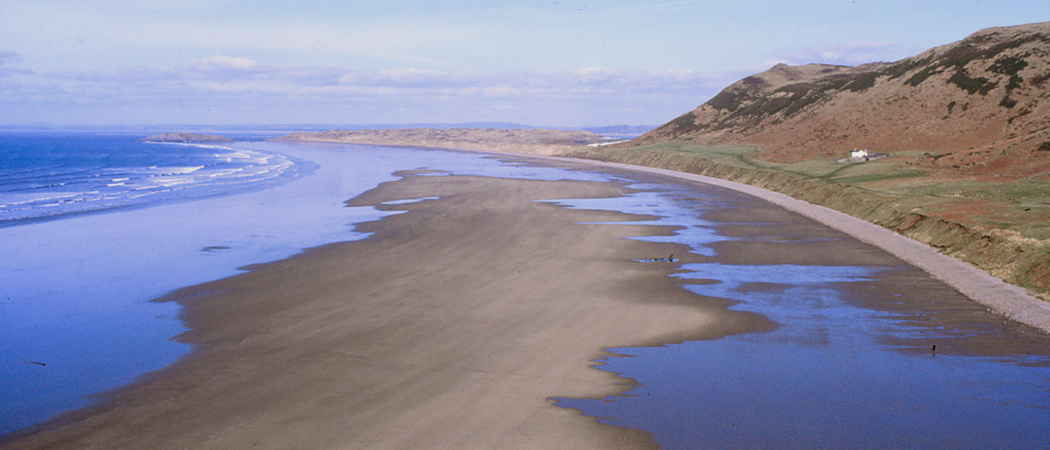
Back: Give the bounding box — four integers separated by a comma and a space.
1, 0, 1048, 127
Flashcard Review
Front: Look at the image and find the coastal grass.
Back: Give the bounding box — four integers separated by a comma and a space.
562, 143, 1050, 300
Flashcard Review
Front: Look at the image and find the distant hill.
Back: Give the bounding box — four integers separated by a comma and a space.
276, 128, 608, 156
293, 123, 656, 139
633, 21, 1050, 178
3, 123, 655, 140
579, 125, 657, 139
142, 133, 234, 143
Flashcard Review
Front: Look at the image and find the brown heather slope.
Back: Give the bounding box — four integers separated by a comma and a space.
634, 21, 1050, 177
570, 22, 1050, 301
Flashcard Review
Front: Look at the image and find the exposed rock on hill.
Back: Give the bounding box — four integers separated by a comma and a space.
634, 21, 1050, 178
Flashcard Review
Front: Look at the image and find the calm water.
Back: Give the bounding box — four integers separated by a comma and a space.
550, 180, 1050, 449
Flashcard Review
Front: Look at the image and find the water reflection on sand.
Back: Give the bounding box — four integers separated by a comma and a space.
550, 177, 1050, 450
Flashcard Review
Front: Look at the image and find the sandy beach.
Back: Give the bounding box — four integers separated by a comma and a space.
4, 172, 775, 449
5, 151, 1049, 449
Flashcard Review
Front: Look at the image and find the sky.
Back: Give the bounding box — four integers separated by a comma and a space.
1, 0, 1048, 127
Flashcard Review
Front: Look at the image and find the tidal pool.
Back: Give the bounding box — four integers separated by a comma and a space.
550, 177, 1050, 449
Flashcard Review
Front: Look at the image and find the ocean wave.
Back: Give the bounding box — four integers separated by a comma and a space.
146, 166, 206, 176
0, 138, 301, 226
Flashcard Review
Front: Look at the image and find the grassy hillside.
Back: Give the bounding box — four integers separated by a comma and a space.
563, 143, 1050, 301
600, 22, 1050, 302
634, 22, 1050, 177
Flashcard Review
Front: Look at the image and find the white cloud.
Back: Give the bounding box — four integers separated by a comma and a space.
0, 58, 736, 125
0, 2, 484, 72
189, 56, 260, 71
482, 86, 522, 98
782, 42, 908, 66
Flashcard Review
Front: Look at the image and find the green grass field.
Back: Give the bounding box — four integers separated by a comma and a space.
590, 143, 1050, 241
567, 142, 1050, 298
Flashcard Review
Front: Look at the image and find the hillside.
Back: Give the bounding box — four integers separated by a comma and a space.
634, 21, 1050, 178
567, 22, 1050, 301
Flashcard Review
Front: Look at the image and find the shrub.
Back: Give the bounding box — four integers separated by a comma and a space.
989, 55, 1029, 76
708, 88, 746, 111
781, 91, 827, 117
905, 66, 940, 87
741, 76, 767, 86
1031, 72, 1050, 86
666, 112, 702, 135
948, 69, 997, 95
843, 72, 879, 92
883, 57, 931, 80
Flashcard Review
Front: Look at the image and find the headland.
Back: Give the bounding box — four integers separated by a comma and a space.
141, 133, 235, 143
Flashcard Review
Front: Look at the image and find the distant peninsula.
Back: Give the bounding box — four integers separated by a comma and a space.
142, 133, 235, 143
276, 128, 611, 155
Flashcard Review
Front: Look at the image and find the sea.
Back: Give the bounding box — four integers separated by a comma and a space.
0, 131, 613, 435
2, 132, 1049, 447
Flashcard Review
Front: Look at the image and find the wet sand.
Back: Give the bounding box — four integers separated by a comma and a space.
3, 174, 770, 449
7, 152, 1049, 449
560, 158, 1050, 334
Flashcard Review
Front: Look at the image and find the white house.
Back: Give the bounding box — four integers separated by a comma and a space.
850, 149, 869, 159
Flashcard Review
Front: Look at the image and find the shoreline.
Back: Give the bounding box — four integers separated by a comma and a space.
276, 137, 1050, 333
2, 172, 773, 449
552, 157, 1050, 335
278, 137, 1050, 334
5, 142, 1047, 448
